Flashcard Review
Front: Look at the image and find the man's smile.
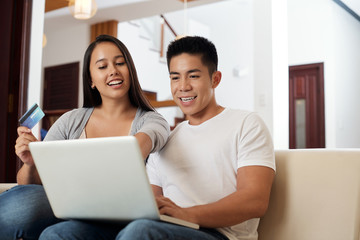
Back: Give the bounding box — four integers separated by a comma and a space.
180, 96, 197, 102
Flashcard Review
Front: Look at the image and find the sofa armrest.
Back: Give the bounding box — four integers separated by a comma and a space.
0, 183, 17, 194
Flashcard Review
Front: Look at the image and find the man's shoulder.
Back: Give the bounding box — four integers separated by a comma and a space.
169, 109, 256, 131
223, 108, 252, 115
212, 108, 257, 124
168, 120, 188, 135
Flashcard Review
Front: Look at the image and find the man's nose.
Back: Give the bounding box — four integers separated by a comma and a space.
179, 78, 191, 91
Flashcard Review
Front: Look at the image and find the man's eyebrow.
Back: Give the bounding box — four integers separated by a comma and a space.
169, 69, 201, 75
188, 69, 201, 73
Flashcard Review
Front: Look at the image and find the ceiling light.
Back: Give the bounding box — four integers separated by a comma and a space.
43, 34, 47, 48
68, 0, 97, 20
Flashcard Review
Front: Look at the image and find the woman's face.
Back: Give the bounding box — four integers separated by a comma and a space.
89, 42, 131, 103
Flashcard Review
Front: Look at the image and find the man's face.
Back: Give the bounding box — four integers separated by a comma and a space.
169, 53, 219, 122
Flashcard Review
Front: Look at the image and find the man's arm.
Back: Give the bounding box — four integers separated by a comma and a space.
152, 185, 163, 197
155, 165, 275, 228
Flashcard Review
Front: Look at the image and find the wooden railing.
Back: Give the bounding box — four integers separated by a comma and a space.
159, 14, 178, 58
42, 91, 182, 132
143, 90, 177, 108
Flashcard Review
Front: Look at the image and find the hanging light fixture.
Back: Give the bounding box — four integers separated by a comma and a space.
68, 0, 97, 20
183, 0, 188, 36
176, 0, 188, 39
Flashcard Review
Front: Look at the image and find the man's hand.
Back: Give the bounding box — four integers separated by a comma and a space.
156, 196, 198, 224
152, 165, 274, 228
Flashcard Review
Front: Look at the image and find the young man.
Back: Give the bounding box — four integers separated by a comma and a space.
116, 36, 276, 240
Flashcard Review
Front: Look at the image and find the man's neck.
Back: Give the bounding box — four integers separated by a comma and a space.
187, 104, 225, 126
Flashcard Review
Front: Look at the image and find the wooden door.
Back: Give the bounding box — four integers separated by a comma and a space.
289, 63, 325, 149
0, 0, 32, 183
43, 62, 79, 110
42, 62, 79, 130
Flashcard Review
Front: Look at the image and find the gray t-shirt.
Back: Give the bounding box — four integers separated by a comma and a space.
44, 107, 170, 153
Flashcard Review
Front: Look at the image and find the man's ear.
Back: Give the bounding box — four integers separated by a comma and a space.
211, 71, 222, 88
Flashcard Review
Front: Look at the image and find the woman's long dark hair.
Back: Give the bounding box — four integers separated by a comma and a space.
82, 34, 153, 111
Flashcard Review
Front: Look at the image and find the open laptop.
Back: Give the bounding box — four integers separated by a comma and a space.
29, 136, 199, 229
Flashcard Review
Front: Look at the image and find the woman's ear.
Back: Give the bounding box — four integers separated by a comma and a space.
91, 82, 95, 89
211, 71, 222, 88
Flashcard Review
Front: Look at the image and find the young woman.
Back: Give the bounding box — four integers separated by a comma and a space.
0, 35, 170, 240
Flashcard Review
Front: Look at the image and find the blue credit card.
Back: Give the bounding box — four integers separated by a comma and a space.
19, 103, 45, 129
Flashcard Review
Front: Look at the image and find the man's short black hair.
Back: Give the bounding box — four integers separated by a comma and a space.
166, 36, 218, 75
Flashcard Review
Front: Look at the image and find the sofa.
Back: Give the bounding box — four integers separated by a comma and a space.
0, 183, 17, 194
1, 149, 360, 240
258, 149, 360, 240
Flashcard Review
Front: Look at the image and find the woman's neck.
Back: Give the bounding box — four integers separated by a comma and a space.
96, 98, 137, 119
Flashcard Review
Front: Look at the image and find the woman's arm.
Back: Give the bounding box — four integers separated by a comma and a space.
15, 109, 82, 184
134, 111, 170, 154
134, 132, 153, 160
16, 164, 42, 185
15, 127, 42, 185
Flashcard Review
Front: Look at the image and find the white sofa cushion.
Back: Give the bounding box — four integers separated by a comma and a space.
258, 149, 360, 240
0, 183, 17, 194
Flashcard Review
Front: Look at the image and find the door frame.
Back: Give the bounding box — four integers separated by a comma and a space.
289, 62, 325, 149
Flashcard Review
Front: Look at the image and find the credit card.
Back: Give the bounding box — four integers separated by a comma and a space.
19, 103, 45, 129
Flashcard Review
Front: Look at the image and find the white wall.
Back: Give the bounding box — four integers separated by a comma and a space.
332, 3, 360, 147
28, 0, 45, 139
188, 0, 255, 112
288, 0, 335, 148
42, 23, 90, 107
135, 0, 255, 112
118, 20, 182, 126
288, 0, 360, 148
271, 0, 289, 149
118, 0, 256, 127
35, 0, 360, 148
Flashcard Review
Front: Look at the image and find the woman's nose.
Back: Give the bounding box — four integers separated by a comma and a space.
109, 64, 119, 76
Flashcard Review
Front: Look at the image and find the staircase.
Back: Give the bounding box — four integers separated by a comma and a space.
118, 15, 184, 129
143, 90, 185, 130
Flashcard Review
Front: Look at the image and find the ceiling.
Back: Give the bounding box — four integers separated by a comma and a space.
45, 0, 360, 15
340, 0, 360, 17
44, 0, 223, 31
44, 0, 360, 32
45, 0, 199, 13
45, 0, 68, 12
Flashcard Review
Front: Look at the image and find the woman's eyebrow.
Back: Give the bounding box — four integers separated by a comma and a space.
114, 55, 125, 60
95, 55, 124, 64
95, 58, 106, 64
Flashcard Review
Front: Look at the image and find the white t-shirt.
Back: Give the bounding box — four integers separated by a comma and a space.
146, 108, 275, 240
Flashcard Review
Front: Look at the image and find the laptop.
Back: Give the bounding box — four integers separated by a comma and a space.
29, 136, 199, 229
